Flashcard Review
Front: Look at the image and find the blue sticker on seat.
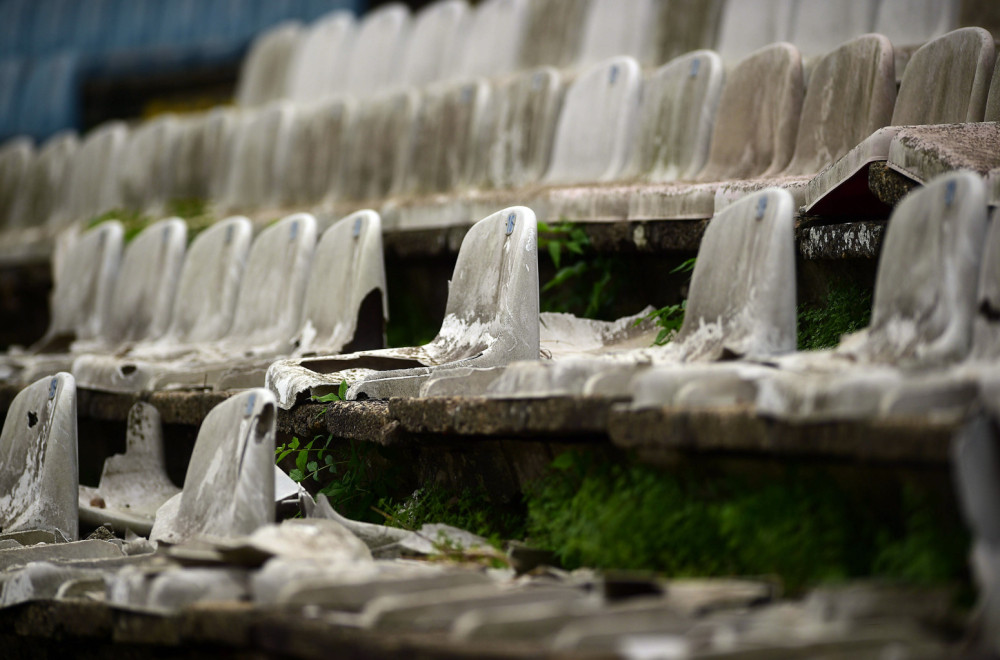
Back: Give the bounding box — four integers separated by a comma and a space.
506, 213, 516, 235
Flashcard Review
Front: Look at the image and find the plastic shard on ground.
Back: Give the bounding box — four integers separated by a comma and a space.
149, 389, 277, 544
0, 373, 78, 543
78, 402, 179, 536
267, 206, 539, 407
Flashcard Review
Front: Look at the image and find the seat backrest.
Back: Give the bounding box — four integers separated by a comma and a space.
344, 3, 410, 97
0, 137, 33, 231
100, 218, 187, 347
150, 389, 276, 543
517, 0, 591, 69
169, 107, 239, 203
482, 67, 563, 190
285, 10, 355, 104
117, 115, 179, 212
874, 0, 960, 47
18, 131, 78, 232
783, 33, 895, 176
696, 42, 803, 181
162, 216, 253, 346
983, 57, 1000, 122
45, 220, 123, 347
338, 89, 420, 201
454, 0, 528, 79
576, 0, 659, 68
653, 0, 725, 65
220, 102, 295, 213
971, 207, 1000, 361
64, 121, 128, 224
627, 50, 724, 182
433, 206, 538, 363
397, 79, 491, 197
675, 188, 796, 361
788, 0, 879, 58
892, 27, 995, 125
221, 213, 317, 353
0, 373, 78, 542
396, 0, 469, 89
715, 0, 795, 64
296, 210, 388, 355
278, 97, 355, 207
544, 56, 642, 185
235, 21, 302, 107
860, 171, 989, 366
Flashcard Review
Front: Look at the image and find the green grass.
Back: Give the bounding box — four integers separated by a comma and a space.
798, 280, 873, 351
86, 198, 216, 245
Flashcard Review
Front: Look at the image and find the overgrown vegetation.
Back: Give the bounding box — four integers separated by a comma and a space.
797, 279, 873, 351
86, 198, 216, 244
276, 433, 968, 593
633, 257, 696, 346
537, 221, 629, 319
523, 451, 968, 593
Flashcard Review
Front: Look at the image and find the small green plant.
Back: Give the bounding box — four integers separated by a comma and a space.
537, 221, 625, 318
377, 486, 525, 546
797, 280, 872, 351
311, 380, 349, 403
633, 258, 695, 346
87, 209, 153, 242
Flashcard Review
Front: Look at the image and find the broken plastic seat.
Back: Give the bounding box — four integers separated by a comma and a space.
0, 373, 78, 543
713, 33, 896, 212
215, 209, 389, 391
78, 402, 178, 537
149, 389, 277, 544
804, 27, 995, 215
883, 122, 1000, 188
70, 216, 252, 393
628, 42, 804, 221
82, 213, 317, 393
266, 205, 539, 407
440, 187, 797, 401
752, 171, 991, 421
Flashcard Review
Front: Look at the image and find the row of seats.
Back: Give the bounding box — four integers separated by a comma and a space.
0, 209, 391, 395
0, 0, 362, 141
239, 0, 971, 109
1, 26, 997, 256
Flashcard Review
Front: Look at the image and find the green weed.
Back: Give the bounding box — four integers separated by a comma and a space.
797, 280, 872, 351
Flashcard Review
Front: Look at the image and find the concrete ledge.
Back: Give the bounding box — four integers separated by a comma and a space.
608, 406, 956, 465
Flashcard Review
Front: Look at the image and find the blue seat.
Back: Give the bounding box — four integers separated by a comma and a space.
0, 58, 25, 140
14, 53, 82, 141
0, 0, 34, 57
25, 0, 81, 56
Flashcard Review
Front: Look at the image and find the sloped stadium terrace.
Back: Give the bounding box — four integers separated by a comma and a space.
1, 0, 1000, 657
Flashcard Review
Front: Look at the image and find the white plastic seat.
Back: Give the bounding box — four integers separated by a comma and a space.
278, 97, 355, 208
235, 21, 303, 108
452, 0, 528, 79
150, 389, 277, 543
344, 3, 410, 97
788, 0, 879, 59
267, 206, 539, 407
0, 373, 78, 543
217, 102, 295, 214
805, 27, 995, 214
117, 114, 179, 213
396, 0, 469, 89
715, 0, 795, 64
0, 137, 33, 231
285, 11, 355, 105
61, 121, 128, 226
